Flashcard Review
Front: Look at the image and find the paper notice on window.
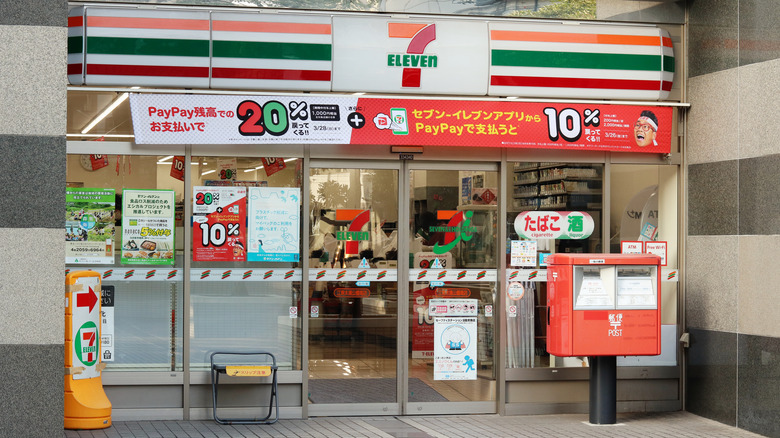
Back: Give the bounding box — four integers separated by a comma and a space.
575, 277, 613, 308
617, 277, 656, 308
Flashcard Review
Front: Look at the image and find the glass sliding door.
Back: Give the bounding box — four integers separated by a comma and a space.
307, 164, 400, 414
407, 164, 498, 414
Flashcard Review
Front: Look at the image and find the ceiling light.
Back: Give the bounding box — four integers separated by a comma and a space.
81, 92, 129, 134
201, 169, 216, 176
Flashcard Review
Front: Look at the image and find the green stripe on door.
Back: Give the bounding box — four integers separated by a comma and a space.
68, 36, 83, 54
492, 50, 663, 71
87, 36, 209, 57
213, 40, 331, 61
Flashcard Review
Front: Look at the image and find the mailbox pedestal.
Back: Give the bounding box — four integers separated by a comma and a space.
589, 356, 616, 424
546, 253, 661, 424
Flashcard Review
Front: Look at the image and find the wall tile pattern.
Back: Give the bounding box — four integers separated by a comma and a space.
687, 1, 780, 436
0, 1, 67, 437
687, 161, 739, 236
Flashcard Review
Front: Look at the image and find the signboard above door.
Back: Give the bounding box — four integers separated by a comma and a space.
68, 6, 674, 101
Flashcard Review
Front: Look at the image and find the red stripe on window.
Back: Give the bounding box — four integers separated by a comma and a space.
87, 64, 209, 77
490, 75, 661, 91
67, 64, 83, 75
212, 68, 331, 81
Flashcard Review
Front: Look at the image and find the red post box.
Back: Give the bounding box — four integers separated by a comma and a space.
547, 253, 661, 357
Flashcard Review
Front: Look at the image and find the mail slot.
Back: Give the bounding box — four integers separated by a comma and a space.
546, 253, 661, 357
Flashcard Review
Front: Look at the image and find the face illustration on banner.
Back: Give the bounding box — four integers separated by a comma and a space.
634, 110, 658, 147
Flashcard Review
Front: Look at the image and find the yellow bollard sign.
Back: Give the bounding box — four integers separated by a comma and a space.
65, 271, 112, 430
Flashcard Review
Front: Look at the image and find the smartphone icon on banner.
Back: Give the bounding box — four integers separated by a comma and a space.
390, 108, 408, 135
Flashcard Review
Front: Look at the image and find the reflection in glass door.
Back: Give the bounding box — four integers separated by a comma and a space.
407, 166, 498, 413
307, 166, 399, 412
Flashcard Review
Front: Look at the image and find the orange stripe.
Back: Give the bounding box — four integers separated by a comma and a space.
388, 23, 428, 38
662, 36, 673, 48
491, 30, 662, 46
87, 16, 209, 31
68, 16, 83, 27
213, 20, 331, 34
335, 210, 364, 221
437, 210, 458, 221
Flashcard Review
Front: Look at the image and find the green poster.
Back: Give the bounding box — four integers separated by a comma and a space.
121, 189, 175, 265
66, 188, 115, 264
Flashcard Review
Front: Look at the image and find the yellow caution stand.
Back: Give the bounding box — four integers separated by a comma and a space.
65, 271, 112, 429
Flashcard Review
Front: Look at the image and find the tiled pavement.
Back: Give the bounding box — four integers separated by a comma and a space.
64, 411, 765, 437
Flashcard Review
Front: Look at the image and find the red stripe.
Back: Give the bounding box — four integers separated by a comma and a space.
662, 81, 673, 91
491, 75, 662, 91
67, 64, 82, 75
212, 67, 331, 81
87, 64, 209, 78
68, 16, 83, 27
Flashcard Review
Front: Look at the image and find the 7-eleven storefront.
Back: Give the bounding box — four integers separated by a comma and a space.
67, 4, 685, 420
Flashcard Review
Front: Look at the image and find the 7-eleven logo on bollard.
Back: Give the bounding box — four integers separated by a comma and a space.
387, 23, 437, 88
336, 209, 371, 257
75, 321, 99, 366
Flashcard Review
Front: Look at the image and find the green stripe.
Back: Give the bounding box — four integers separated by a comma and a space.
663, 55, 675, 73
492, 50, 663, 71
68, 36, 83, 54
213, 40, 331, 61
87, 36, 209, 57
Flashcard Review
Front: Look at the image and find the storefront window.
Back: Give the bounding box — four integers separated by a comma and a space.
609, 164, 679, 367
189, 156, 303, 371
66, 154, 184, 371
506, 162, 603, 368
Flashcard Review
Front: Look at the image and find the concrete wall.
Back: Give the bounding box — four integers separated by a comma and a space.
686, 1, 780, 436
0, 1, 67, 436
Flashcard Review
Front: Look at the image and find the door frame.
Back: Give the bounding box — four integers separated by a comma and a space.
305, 158, 500, 416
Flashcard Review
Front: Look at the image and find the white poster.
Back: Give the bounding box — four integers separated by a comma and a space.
247, 187, 301, 262
121, 189, 176, 265
511, 240, 537, 267
431, 298, 478, 381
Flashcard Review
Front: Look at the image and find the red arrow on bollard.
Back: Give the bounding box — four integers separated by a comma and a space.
77, 287, 98, 313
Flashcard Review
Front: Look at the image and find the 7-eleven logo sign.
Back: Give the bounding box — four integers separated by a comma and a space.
387, 23, 437, 88
432, 210, 477, 254
75, 322, 98, 366
335, 209, 371, 257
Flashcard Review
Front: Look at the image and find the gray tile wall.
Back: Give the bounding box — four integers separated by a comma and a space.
686, 329, 737, 426
0, 345, 65, 438
0, 0, 67, 435
687, 1, 780, 436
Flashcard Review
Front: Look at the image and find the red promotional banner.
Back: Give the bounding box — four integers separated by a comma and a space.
350, 98, 673, 154
412, 285, 436, 359
192, 187, 247, 262
131, 94, 673, 153
169, 156, 185, 181
261, 158, 286, 177
90, 154, 108, 170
